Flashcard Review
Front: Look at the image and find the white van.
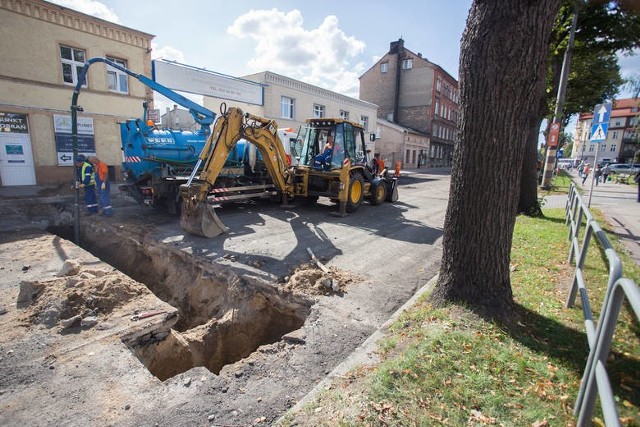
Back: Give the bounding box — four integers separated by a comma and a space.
557, 158, 577, 169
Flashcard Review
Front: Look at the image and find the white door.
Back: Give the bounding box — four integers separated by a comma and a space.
0, 113, 36, 186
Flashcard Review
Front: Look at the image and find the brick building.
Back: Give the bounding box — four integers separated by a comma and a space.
573, 98, 639, 165
359, 38, 459, 168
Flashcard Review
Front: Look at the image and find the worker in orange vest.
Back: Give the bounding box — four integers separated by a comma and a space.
90, 156, 113, 217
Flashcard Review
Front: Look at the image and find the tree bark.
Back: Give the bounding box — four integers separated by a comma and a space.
430, 0, 561, 319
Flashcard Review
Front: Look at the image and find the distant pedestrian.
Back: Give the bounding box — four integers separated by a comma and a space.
90, 156, 113, 217
594, 165, 602, 186
578, 162, 585, 178
75, 155, 98, 215
635, 169, 640, 203
581, 163, 591, 185
602, 164, 611, 183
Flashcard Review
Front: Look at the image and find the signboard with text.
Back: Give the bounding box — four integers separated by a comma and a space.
0, 112, 29, 133
153, 60, 264, 106
53, 114, 96, 166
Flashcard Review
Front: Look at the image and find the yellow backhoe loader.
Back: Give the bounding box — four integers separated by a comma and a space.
179, 107, 398, 237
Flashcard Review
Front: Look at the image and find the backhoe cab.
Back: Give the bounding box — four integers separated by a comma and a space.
291, 118, 398, 215
178, 109, 398, 238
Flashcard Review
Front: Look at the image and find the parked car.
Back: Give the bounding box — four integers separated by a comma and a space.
607, 163, 640, 175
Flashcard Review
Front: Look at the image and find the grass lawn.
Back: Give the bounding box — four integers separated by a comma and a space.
281, 204, 640, 426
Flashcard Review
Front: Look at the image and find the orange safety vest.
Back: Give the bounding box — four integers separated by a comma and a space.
94, 160, 108, 183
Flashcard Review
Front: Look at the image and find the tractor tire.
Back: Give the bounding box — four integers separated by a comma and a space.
370, 180, 386, 205
346, 172, 364, 213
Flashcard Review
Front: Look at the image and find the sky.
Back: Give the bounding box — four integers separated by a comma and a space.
48, 0, 639, 138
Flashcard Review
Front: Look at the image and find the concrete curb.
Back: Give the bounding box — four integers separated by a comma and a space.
276, 274, 439, 425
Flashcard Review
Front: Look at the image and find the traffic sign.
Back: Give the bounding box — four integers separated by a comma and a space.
592, 102, 612, 125
589, 102, 611, 143
547, 122, 561, 148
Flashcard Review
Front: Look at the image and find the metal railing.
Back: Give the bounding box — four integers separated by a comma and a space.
564, 183, 640, 426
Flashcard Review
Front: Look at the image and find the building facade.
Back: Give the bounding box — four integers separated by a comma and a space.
0, 0, 154, 186
375, 119, 429, 169
359, 38, 459, 168
161, 104, 197, 131
572, 98, 639, 165
203, 71, 378, 145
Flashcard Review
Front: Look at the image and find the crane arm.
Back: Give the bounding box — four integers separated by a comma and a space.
179, 107, 292, 237
72, 57, 215, 127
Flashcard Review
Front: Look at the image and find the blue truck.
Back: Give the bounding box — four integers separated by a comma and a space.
72, 58, 275, 214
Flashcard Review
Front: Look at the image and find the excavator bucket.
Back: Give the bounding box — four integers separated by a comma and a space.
180, 200, 229, 238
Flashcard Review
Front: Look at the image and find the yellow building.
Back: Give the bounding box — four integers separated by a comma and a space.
0, 0, 154, 186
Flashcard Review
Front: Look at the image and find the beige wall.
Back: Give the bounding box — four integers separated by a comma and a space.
0, 0, 154, 185
375, 119, 429, 169
204, 71, 378, 136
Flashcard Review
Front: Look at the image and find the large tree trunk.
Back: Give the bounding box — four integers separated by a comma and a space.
518, 95, 549, 215
430, 0, 561, 319
518, 123, 543, 216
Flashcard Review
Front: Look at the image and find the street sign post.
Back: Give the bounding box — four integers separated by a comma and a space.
587, 102, 612, 207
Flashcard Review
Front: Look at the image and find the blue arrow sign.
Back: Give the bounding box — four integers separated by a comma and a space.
592, 102, 612, 125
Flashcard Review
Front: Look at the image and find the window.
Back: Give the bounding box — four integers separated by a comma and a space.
612, 131, 618, 139
589, 144, 595, 152
630, 117, 638, 126
281, 96, 294, 119
380, 62, 388, 73
360, 115, 369, 132
600, 144, 606, 152
106, 57, 128, 93
402, 58, 413, 70
434, 101, 439, 116
340, 110, 349, 121
436, 78, 442, 92
610, 144, 617, 151
614, 119, 622, 126
60, 45, 87, 86
313, 104, 325, 118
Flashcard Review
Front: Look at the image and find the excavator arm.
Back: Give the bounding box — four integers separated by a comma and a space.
179, 107, 292, 237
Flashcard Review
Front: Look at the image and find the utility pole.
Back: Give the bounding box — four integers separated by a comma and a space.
541, 2, 580, 190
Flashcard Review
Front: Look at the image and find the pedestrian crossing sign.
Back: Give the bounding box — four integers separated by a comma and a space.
590, 123, 608, 142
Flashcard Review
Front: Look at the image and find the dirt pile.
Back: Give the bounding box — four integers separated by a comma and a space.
17, 260, 150, 329
282, 263, 364, 296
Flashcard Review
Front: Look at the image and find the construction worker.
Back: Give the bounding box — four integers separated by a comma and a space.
75, 155, 98, 215
90, 156, 113, 217
314, 134, 334, 170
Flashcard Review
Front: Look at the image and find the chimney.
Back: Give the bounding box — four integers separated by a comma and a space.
389, 37, 404, 54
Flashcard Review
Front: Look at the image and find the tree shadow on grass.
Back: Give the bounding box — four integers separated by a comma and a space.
501, 303, 640, 406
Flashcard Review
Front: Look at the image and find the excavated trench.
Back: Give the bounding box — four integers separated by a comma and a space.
47, 217, 312, 381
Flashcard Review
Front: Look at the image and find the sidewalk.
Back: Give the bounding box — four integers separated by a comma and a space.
563, 169, 640, 266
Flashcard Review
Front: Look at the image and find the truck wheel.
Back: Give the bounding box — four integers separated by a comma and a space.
346, 173, 364, 212
370, 181, 386, 205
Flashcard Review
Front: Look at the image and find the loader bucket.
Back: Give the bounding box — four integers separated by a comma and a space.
180, 200, 230, 238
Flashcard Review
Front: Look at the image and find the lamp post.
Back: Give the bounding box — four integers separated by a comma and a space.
541, 2, 579, 189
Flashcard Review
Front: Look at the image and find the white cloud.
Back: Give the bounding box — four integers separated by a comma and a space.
46, 0, 120, 23
227, 9, 365, 97
151, 44, 186, 63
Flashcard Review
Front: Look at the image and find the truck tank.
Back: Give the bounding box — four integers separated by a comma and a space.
119, 119, 254, 212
